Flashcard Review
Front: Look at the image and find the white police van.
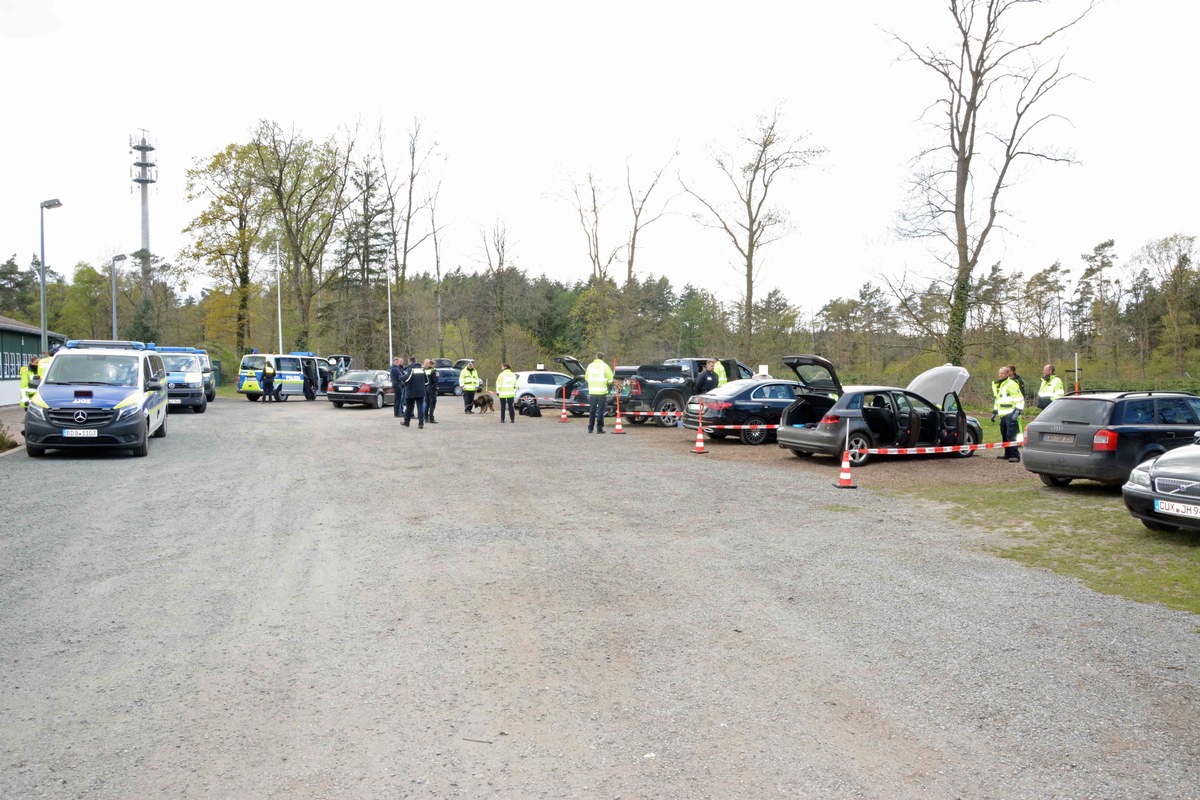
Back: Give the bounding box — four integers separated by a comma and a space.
23, 340, 169, 458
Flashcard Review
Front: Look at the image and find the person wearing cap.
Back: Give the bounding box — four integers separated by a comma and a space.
19, 356, 40, 409
459, 360, 481, 413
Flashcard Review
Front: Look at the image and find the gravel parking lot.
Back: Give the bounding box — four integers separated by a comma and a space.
1, 398, 1197, 799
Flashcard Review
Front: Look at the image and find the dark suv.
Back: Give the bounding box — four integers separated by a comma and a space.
1023, 391, 1200, 487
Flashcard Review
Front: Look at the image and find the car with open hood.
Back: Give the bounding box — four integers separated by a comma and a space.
775, 355, 980, 466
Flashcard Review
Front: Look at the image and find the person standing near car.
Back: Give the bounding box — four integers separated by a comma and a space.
496, 363, 518, 423
694, 359, 720, 397
423, 359, 440, 423
713, 358, 728, 388
585, 351, 614, 433
19, 355, 39, 409
993, 365, 1025, 462
1038, 364, 1065, 409
390, 357, 406, 418
460, 360, 481, 413
403, 357, 427, 428
260, 358, 276, 402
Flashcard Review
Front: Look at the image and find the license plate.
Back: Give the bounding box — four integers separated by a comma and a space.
169, 399, 182, 405
1154, 499, 1200, 519
337, 387, 355, 392
63, 429, 97, 437
687, 403, 699, 412
1042, 433, 1075, 444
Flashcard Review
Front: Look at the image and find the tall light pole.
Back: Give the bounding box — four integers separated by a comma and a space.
39, 198, 63, 354
110, 253, 127, 338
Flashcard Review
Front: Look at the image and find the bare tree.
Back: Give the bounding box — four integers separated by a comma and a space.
683, 109, 825, 355
567, 173, 622, 282
895, 0, 1097, 365
624, 152, 677, 285
426, 182, 447, 357
481, 222, 514, 364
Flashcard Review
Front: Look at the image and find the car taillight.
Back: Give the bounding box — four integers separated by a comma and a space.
327, 382, 334, 391
630, 378, 641, 394
359, 383, 372, 393
1093, 429, 1118, 451
820, 414, 841, 426
705, 400, 732, 410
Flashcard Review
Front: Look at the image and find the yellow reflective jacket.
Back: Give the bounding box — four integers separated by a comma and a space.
586, 359, 613, 396
496, 369, 518, 398
459, 367, 481, 391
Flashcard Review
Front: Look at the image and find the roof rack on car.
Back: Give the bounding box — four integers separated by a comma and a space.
65, 339, 148, 351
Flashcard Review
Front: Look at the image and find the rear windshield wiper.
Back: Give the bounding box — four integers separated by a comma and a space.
1058, 419, 1092, 425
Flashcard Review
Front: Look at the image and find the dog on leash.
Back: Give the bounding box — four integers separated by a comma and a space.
473, 393, 495, 413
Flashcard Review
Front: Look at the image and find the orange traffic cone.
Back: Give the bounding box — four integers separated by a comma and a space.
834, 450, 857, 489
691, 427, 707, 454
613, 414, 625, 434
559, 398, 569, 423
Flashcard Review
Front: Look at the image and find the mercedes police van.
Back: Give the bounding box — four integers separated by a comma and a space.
23, 340, 169, 458
154, 346, 210, 413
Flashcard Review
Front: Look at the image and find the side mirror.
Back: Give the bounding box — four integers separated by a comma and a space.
202, 367, 212, 374
147, 379, 163, 391
1193, 430, 1200, 445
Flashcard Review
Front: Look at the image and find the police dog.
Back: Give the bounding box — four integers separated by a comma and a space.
473, 392, 495, 413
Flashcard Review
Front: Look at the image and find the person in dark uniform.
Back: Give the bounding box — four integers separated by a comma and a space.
694, 358, 720, 397
403, 357, 427, 428
423, 359, 440, 423
390, 357, 405, 418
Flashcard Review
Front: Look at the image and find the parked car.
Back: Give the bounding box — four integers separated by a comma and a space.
326, 370, 395, 409
428, 361, 464, 395
515, 370, 573, 408
1024, 391, 1200, 487
682, 378, 803, 444
553, 356, 633, 416
775, 355, 981, 467
1122, 431, 1200, 531
623, 358, 750, 427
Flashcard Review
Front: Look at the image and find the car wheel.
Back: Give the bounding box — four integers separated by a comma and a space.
26, 445, 45, 457
206, 391, 215, 402
246, 393, 260, 402
654, 395, 683, 428
1142, 518, 1179, 532
1038, 474, 1073, 488
628, 415, 649, 425
277, 390, 288, 402
332, 401, 344, 408
740, 416, 770, 446
847, 430, 873, 467
153, 413, 167, 438
454, 385, 463, 396
194, 397, 207, 414
956, 427, 977, 457
131, 422, 150, 457
373, 391, 385, 409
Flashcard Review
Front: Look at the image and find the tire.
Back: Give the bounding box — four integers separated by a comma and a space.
740, 416, 770, 446
628, 415, 649, 425
1038, 474, 1073, 488
26, 445, 45, 457
153, 413, 167, 438
846, 430, 873, 467
332, 401, 344, 408
194, 397, 207, 414
373, 391, 385, 409
454, 385, 463, 396
276, 389, 288, 402
206, 391, 215, 402
131, 423, 150, 457
653, 395, 683, 428
956, 427, 977, 457
1142, 518, 1179, 532
246, 393, 260, 402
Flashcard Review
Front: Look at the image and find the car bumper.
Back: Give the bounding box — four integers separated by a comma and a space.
1122, 483, 1200, 531
1022, 448, 1124, 483
776, 424, 843, 456
328, 391, 375, 404
25, 412, 146, 449
167, 388, 205, 407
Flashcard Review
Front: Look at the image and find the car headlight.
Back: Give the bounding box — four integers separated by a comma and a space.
114, 405, 141, 422
1127, 468, 1152, 488
26, 405, 45, 422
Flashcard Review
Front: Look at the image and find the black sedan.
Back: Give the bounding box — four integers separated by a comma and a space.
682, 379, 803, 445
326, 370, 395, 409
1122, 432, 1200, 532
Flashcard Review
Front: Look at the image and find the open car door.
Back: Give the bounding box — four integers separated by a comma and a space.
938, 391, 967, 445
893, 393, 921, 447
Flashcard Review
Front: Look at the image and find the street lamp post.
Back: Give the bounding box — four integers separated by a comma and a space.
110, 253, 127, 338
39, 198, 63, 354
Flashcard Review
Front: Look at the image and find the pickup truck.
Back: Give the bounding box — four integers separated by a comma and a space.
623, 357, 754, 427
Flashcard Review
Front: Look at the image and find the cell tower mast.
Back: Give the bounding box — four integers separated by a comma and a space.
130, 130, 157, 288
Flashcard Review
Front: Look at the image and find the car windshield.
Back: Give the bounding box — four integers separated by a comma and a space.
1037, 397, 1112, 425
45, 354, 140, 387
162, 355, 201, 372
338, 371, 375, 382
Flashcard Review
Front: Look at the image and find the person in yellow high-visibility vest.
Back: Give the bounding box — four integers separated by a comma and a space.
1037, 364, 1065, 409
713, 359, 728, 387
585, 352, 614, 434
993, 365, 1025, 462
19, 356, 40, 409
496, 364, 519, 423
459, 361, 482, 413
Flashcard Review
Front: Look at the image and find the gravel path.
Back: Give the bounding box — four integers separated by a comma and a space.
1, 397, 1197, 799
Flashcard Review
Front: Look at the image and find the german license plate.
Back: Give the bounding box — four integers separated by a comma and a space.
169, 399, 182, 405
687, 403, 699, 412
338, 387, 354, 392
63, 429, 97, 437
1042, 433, 1075, 444
1154, 499, 1200, 519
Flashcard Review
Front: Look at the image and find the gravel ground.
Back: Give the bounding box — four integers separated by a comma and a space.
1, 398, 1197, 799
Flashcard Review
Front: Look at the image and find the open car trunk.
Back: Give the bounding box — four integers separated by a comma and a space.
781, 394, 837, 427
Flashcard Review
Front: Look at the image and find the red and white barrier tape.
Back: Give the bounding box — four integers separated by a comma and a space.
623, 410, 683, 419
848, 434, 1025, 456
702, 424, 780, 431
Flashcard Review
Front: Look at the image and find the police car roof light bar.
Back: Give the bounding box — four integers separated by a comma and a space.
65, 339, 147, 351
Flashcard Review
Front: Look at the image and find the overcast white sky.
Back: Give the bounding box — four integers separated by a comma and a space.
2, 0, 1196, 322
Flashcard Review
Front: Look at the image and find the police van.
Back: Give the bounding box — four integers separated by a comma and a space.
23, 340, 169, 458
154, 346, 210, 413
238, 351, 334, 401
